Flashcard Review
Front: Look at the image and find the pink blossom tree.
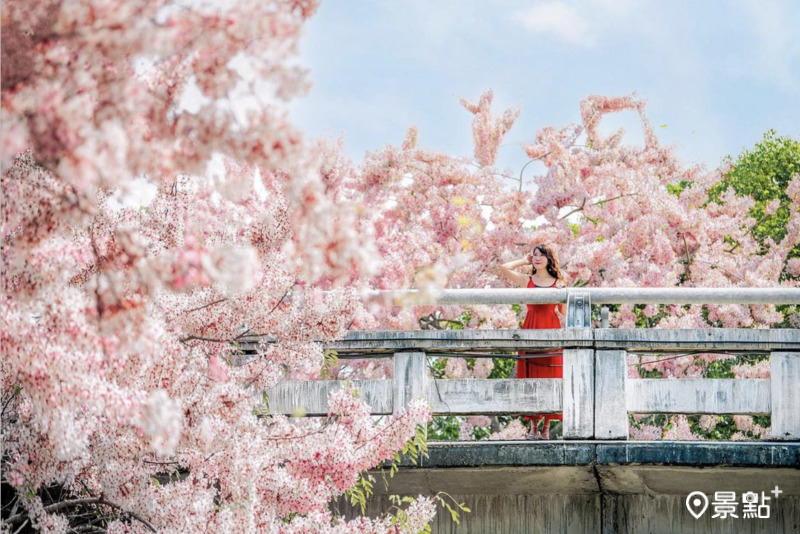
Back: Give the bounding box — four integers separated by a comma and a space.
336, 91, 799, 440
339, 90, 799, 333
4, 2, 798, 530
2, 1, 435, 532
355, 91, 799, 330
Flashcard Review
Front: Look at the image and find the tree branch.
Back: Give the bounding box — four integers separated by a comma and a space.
2, 387, 20, 418
594, 192, 638, 205
559, 192, 639, 221
186, 298, 228, 314
5, 497, 157, 532
11, 520, 29, 534
517, 154, 551, 193
179, 335, 231, 344
559, 198, 586, 220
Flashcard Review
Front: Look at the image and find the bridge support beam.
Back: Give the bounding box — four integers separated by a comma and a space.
564, 290, 595, 438
595, 350, 628, 440
563, 348, 595, 438
771, 351, 800, 440
393, 351, 428, 416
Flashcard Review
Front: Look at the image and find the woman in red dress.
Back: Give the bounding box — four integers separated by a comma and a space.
500, 244, 566, 439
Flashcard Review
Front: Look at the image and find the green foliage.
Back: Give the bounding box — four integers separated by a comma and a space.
666, 180, 692, 196
636, 364, 664, 379
704, 353, 769, 379
567, 222, 580, 237
253, 391, 270, 417
629, 413, 668, 432
703, 130, 800, 323
633, 304, 669, 329
773, 303, 800, 328
321, 349, 339, 379
281, 512, 300, 525
753, 415, 771, 428
488, 356, 516, 379
341, 427, 471, 532
709, 129, 800, 248
388, 495, 427, 532
343, 472, 375, 515
400, 424, 429, 466
383, 423, 430, 484
388, 493, 470, 532
686, 414, 771, 441
428, 357, 446, 379
689, 415, 737, 440
433, 493, 470, 526
427, 415, 461, 441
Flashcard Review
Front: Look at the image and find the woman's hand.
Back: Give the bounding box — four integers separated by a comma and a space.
525, 252, 533, 264
555, 306, 566, 328
500, 256, 534, 287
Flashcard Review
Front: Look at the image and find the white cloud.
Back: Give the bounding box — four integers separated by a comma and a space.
514, 2, 596, 47
511, 0, 645, 47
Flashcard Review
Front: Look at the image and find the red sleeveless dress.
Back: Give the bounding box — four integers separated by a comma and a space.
517, 277, 562, 424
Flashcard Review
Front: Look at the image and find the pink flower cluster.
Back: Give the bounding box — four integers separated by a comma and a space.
461, 90, 521, 167
2, 1, 437, 531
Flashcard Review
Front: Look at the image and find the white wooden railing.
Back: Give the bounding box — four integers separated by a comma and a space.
256, 288, 800, 441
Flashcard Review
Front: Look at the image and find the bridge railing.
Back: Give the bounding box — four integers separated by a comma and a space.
252, 288, 800, 441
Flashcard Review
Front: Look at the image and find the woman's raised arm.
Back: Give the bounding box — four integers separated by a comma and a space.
499, 256, 531, 287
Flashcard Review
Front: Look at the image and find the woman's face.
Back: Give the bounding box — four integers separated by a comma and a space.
532, 248, 549, 270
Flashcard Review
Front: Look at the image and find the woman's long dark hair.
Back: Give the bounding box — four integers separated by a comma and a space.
531, 243, 563, 281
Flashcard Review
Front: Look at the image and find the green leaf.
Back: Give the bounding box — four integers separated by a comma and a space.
321, 349, 339, 378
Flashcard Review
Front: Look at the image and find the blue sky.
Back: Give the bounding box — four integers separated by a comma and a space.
290, 0, 800, 181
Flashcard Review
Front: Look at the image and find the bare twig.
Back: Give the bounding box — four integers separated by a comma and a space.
179, 335, 230, 344
517, 154, 551, 193
681, 233, 692, 266
692, 259, 744, 282
267, 288, 292, 317
11, 520, 29, 534
2, 387, 19, 417
6, 497, 156, 533
142, 460, 179, 466
559, 192, 639, 220
559, 198, 586, 220
185, 298, 228, 314
593, 192, 638, 205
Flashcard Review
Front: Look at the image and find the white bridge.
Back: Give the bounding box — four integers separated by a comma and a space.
247, 288, 800, 533
261, 287, 800, 441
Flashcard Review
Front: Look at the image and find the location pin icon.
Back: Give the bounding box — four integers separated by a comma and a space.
686, 491, 709, 519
